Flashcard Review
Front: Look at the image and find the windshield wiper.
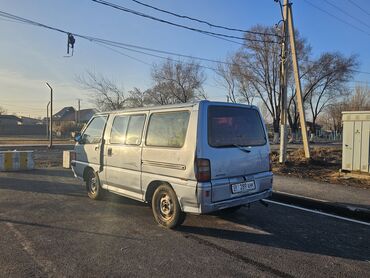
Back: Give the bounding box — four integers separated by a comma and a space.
232, 144, 251, 153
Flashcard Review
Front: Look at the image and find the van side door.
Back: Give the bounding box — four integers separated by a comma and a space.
104, 113, 146, 200
75, 115, 108, 172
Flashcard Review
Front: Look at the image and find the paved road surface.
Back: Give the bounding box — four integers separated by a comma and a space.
0, 168, 369, 277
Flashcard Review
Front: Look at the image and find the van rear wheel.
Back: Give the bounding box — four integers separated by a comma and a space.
152, 184, 186, 229
86, 169, 104, 200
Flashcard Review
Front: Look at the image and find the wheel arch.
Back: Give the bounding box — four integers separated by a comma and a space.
82, 166, 95, 181
145, 180, 175, 203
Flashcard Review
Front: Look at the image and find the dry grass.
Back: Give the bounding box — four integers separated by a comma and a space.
272, 147, 370, 189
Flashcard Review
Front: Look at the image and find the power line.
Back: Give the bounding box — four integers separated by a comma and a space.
304, 0, 370, 36
91, 0, 279, 44
322, 0, 370, 30
129, 0, 280, 37
353, 70, 370, 75
96, 39, 219, 71
0, 10, 234, 67
348, 0, 370, 17
0, 10, 284, 70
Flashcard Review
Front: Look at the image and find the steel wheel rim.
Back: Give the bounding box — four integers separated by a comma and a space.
89, 176, 97, 194
159, 193, 174, 220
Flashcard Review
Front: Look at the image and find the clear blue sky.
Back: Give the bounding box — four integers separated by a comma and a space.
0, 0, 369, 117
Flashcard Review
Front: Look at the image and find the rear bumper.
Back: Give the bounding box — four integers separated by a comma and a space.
198, 189, 272, 214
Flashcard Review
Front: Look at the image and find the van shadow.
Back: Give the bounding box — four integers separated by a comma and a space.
0, 176, 85, 198
177, 208, 370, 262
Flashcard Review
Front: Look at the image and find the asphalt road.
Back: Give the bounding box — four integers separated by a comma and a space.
0, 168, 369, 278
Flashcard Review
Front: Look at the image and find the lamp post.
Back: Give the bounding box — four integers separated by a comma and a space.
46, 101, 51, 139
46, 82, 53, 149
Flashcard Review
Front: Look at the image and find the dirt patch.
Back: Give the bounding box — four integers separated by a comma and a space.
272, 147, 370, 189
33, 149, 64, 168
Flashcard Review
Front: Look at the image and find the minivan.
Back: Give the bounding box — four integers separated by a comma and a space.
72, 100, 273, 228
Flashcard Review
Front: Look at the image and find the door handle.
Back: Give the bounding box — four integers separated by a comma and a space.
107, 148, 113, 156
94, 145, 100, 151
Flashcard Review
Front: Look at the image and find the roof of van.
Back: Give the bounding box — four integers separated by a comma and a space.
94, 100, 255, 115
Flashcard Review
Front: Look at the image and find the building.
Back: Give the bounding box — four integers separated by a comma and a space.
19, 116, 43, 125
53, 107, 97, 136
0, 115, 22, 126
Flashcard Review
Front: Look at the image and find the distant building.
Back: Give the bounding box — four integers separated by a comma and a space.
52, 107, 97, 136
19, 116, 43, 125
0, 115, 22, 126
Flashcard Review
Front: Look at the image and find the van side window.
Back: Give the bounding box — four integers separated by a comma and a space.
146, 111, 190, 148
81, 116, 107, 144
125, 115, 146, 145
110, 116, 129, 144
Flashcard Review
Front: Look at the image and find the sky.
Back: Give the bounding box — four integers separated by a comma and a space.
0, 0, 369, 118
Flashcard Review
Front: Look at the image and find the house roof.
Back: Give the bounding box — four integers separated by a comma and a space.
53, 107, 96, 122
53, 106, 75, 120
0, 115, 22, 122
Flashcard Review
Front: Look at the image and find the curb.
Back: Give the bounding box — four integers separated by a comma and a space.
270, 191, 370, 223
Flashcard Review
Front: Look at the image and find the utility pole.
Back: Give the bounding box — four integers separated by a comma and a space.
287, 3, 310, 158
77, 98, 81, 124
46, 101, 50, 139
279, 0, 289, 163
46, 82, 53, 149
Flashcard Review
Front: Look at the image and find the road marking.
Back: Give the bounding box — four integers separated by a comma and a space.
5, 222, 60, 276
264, 199, 370, 227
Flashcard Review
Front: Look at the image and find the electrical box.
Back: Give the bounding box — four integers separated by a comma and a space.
342, 111, 370, 173
63, 150, 75, 169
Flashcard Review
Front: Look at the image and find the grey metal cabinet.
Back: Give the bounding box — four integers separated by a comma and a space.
342, 111, 370, 173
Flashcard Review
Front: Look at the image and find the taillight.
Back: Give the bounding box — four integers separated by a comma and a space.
195, 158, 211, 182
269, 153, 272, 171
70, 151, 76, 161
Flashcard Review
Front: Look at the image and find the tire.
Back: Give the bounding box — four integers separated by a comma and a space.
151, 184, 186, 229
86, 169, 104, 200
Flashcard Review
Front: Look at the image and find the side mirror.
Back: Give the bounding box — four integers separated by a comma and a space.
74, 132, 82, 143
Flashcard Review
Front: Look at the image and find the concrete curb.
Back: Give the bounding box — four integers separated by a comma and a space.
270, 191, 370, 223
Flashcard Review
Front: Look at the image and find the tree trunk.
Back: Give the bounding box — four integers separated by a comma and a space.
272, 119, 280, 144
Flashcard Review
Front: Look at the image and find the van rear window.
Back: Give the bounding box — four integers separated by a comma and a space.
208, 106, 266, 147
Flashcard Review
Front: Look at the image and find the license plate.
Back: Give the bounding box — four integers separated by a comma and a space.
231, 181, 256, 194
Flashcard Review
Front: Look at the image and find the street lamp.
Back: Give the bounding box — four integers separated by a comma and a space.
46, 82, 53, 149
46, 101, 51, 139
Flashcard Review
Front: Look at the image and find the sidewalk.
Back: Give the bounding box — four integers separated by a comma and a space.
272, 175, 370, 219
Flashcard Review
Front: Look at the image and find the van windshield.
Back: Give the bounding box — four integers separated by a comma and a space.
208, 106, 266, 147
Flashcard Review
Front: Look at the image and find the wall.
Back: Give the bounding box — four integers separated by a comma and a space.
0, 124, 47, 136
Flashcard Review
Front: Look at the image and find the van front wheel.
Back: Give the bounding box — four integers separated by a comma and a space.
86, 169, 104, 200
152, 184, 186, 229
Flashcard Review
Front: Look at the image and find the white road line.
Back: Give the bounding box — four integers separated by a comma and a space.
263, 199, 370, 227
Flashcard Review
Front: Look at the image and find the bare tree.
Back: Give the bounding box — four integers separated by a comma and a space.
215, 58, 238, 103
324, 85, 370, 133
151, 59, 206, 104
76, 71, 127, 111
305, 53, 357, 134
127, 87, 150, 108
0, 106, 7, 115
232, 25, 282, 142
346, 85, 370, 110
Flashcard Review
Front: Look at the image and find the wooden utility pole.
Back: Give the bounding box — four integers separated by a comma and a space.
287, 3, 310, 158
279, 0, 289, 163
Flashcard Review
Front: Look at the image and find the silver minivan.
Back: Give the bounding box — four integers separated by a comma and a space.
72, 100, 273, 228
